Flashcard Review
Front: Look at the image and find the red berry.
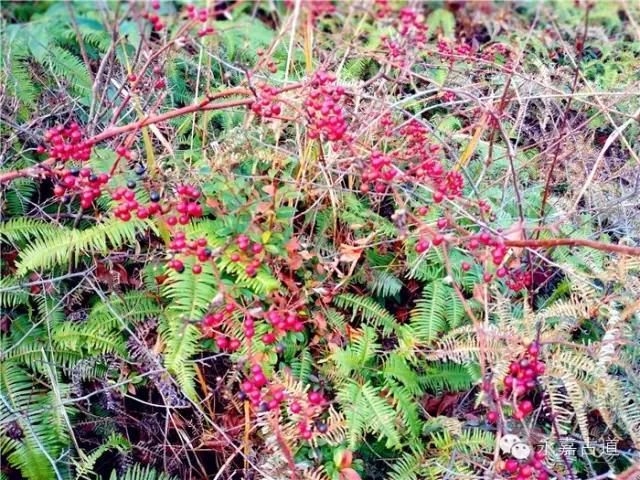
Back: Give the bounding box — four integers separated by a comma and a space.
519, 400, 533, 415
308, 391, 322, 405
415, 239, 430, 253
487, 410, 498, 423
262, 332, 276, 344
202, 314, 216, 328
229, 338, 241, 351
461, 262, 471, 271
290, 401, 302, 414
505, 459, 519, 474
192, 264, 202, 274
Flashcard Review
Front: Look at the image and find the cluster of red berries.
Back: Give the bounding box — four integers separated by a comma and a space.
502, 451, 549, 480
127, 65, 166, 91
201, 298, 327, 441
415, 233, 445, 254
437, 40, 513, 69
436, 40, 473, 63
111, 185, 155, 221
141, 8, 164, 31
378, 6, 427, 65
165, 184, 203, 226
204, 304, 243, 352
437, 231, 531, 293
438, 170, 465, 198
304, 71, 348, 142
240, 367, 328, 439
400, 120, 437, 158
479, 42, 511, 63
53, 168, 109, 208
374, 0, 392, 19
396, 7, 427, 44
494, 343, 545, 419
295, 391, 328, 439
230, 235, 263, 277
285, 0, 336, 22
40, 123, 92, 162
215, 335, 241, 353
250, 82, 283, 118
380, 112, 394, 136
201, 302, 245, 353
504, 268, 533, 292
256, 49, 278, 74
442, 90, 456, 102
361, 151, 398, 193
398, 121, 465, 201
466, 232, 503, 259
167, 231, 211, 274
262, 309, 305, 345
185, 4, 216, 37
202, 302, 235, 331
240, 365, 282, 407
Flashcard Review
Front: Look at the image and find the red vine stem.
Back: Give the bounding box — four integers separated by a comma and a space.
0, 82, 303, 184
269, 414, 298, 480
503, 238, 640, 256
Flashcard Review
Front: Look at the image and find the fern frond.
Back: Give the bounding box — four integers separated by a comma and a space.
109, 464, 176, 480
16, 218, 152, 275
409, 281, 447, 343
159, 315, 201, 400
88, 291, 162, 330
333, 293, 397, 334
0, 218, 61, 245
163, 261, 217, 320
337, 381, 402, 449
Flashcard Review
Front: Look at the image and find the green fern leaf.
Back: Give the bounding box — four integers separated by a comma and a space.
409, 281, 447, 342
334, 293, 397, 334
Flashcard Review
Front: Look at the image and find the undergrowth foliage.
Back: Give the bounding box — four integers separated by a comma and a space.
1, 1, 640, 479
